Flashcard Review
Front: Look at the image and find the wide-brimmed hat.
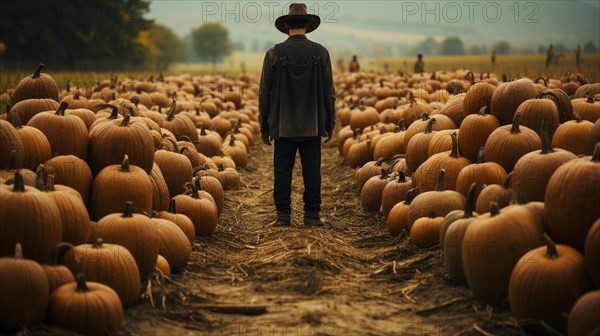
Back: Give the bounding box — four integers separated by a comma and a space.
275, 3, 320, 34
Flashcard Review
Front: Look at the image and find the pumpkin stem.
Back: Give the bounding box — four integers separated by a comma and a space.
543, 233, 558, 259
14, 243, 24, 259
397, 171, 407, 183
185, 182, 200, 199
449, 132, 459, 158
478, 106, 488, 115
93, 238, 104, 249
398, 119, 406, 131
168, 198, 177, 214
464, 183, 477, 218
592, 143, 600, 162
35, 164, 46, 190
45, 174, 57, 192
511, 113, 522, 134
435, 169, 446, 192
476, 147, 485, 164
12, 171, 25, 193
55, 102, 68, 116
120, 115, 131, 127
424, 118, 436, 134
32, 63, 44, 79
200, 124, 207, 136
420, 112, 430, 121
75, 274, 90, 293
573, 113, 582, 123
47, 242, 75, 265
122, 201, 134, 218
166, 98, 177, 121
179, 135, 193, 143
534, 77, 548, 86
97, 104, 120, 119
119, 155, 130, 172
513, 181, 528, 205
379, 169, 389, 179
449, 82, 460, 95
180, 146, 190, 156
502, 171, 513, 189
538, 90, 566, 123
465, 71, 475, 85
8, 111, 23, 129
228, 135, 236, 147
540, 118, 554, 154
405, 187, 419, 205
5, 150, 17, 170
489, 202, 500, 216
352, 128, 360, 139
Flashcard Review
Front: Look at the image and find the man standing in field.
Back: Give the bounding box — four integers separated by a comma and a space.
259, 3, 336, 227
546, 44, 554, 68
414, 54, 425, 73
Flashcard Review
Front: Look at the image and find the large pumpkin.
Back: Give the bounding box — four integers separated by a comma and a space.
457, 107, 500, 162
490, 78, 538, 125
61, 238, 140, 307
7, 112, 51, 171
89, 202, 160, 279
462, 202, 544, 306
515, 91, 561, 138
10, 98, 59, 125
571, 96, 600, 122
484, 112, 541, 173
0, 244, 49, 333
44, 174, 90, 245
90, 155, 153, 221
48, 275, 123, 336
545, 143, 600, 251
89, 114, 154, 175
512, 118, 577, 201
455, 147, 506, 202
27, 102, 89, 161
44, 155, 93, 206
463, 82, 495, 116
151, 217, 192, 273
509, 234, 591, 332
11, 64, 59, 104
0, 171, 62, 262
551, 114, 594, 156
161, 99, 200, 142
154, 146, 194, 199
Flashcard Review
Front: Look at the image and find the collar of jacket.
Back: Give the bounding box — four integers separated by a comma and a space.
286, 35, 308, 41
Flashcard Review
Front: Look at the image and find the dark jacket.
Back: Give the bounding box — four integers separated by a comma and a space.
259, 35, 336, 140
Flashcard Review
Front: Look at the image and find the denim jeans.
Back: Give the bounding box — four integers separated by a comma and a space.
273, 137, 321, 212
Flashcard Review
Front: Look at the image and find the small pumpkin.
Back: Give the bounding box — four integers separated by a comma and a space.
380, 171, 412, 219
410, 212, 444, 248
387, 187, 419, 236
194, 175, 224, 217
154, 144, 193, 199
360, 169, 392, 211
551, 113, 594, 155
151, 216, 192, 273
490, 78, 538, 125
43, 155, 93, 206
405, 118, 437, 173
42, 243, 75, 295
455, 146, 507, 202
173, 183, 219, 237
463, 81, 495, 116
158, 199, 196, 245
571, 96, 600, 122
156, 255, 171, 277
457, 106, 500, 162
48, 274, 123, 336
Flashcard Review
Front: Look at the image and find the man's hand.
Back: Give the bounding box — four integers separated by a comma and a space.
323, 132, 332, 143
261, 133, 272, 146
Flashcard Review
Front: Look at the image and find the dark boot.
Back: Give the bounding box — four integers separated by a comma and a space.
270, 210, 291, 227
304, 211, 324, 227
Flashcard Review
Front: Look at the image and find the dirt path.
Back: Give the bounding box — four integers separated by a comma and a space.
34, 140, 524, 335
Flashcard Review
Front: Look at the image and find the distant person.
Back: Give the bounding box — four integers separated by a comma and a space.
414, 54, 424, 73
546, 44, 554, 68
491, 50, 497, 65
349, 55, 360, 72
575, 44, 582, 67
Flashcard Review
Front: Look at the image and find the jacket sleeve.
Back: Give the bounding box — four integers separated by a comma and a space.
321, 47, 336, 134
258, 49, 275, 135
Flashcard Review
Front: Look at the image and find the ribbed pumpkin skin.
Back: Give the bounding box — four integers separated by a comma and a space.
48, 277, 124, 336
381, 173, 412, 219
88, 116, 155, 175
11, 64, 59, 105
410, 215, 444, 248
0, 119, 24, 169
156, 255, 171, 277
154, 150, 194, 199
509, 239, 591, 333
151, 218, 192, 273
158, 200, 196, 246
89, 204, 159, 279
545, 151, 600, 251
149, 163, 170, 212
10, 98, 59, 125
45, 182, 91, 245
463, 82, 495, 116
8, 113, 51, 171
515, 98, 560, 138
360, 171, 391, 211
572, 97, 600, 122
455, 159, 506, 201
44, 155, 93, 206
490, 79, 538, 125
173, 185, 218, 237
194, 176, 224, 217
568, 290, 600, 336
0, 245, 49, 333
90, 159, 153, 221
551, 117, 594, 156
0, 174, 62, 262
484, 120, 541, 173
27, 104, 89, 161
61, 241, 141, 307
458, 111, 500, 162
462, 204, 544, 306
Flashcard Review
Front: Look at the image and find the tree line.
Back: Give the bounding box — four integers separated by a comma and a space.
0, 0, 232, 71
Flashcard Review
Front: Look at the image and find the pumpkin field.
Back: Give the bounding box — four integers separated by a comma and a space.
0, 58, 599, 335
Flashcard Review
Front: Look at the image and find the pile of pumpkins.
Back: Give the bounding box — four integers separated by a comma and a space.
336, 69, 600, 334
0, 64, 259, 335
